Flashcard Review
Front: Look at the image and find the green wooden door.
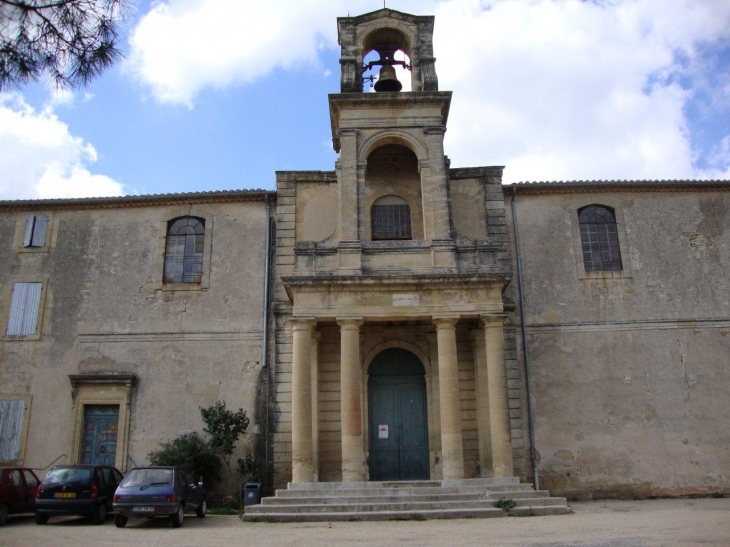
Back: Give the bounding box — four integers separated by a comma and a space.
368, 349, 429, 481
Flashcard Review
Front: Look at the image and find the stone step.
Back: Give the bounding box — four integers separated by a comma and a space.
247, 497, 568, 514
244, 478, 571, 522
274, 483, 536, 498
285, 477, 521, 490
243, 507, 509, 522
263, 490, 551, 505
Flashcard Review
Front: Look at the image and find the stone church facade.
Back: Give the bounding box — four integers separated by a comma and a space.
0, 9, 728, 501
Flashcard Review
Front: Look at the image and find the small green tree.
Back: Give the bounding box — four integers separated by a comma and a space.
200, 401, 250, 469
148, 431, 221, 488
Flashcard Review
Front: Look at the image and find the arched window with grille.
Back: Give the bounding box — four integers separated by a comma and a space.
578, 205, 622, 271
371, 195, 412, 240
164, 217, 205, 283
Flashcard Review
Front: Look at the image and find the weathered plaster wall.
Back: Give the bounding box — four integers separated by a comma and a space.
0, 199, 269, 486
505, 188, 730, 499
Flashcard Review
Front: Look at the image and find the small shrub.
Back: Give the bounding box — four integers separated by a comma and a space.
410, 513, 426, 521
493, 498, 516, 511
148, 431, 222, 488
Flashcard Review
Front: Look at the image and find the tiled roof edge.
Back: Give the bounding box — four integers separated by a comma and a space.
0, 189, 276, 210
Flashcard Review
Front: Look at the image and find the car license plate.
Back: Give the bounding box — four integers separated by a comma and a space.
54, 492, 76, 498
132, 506, 155, 513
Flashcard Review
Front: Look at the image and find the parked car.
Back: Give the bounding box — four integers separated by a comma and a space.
35, 464, 123, 524
112, 466, 206, 528
0, 467, 40, 526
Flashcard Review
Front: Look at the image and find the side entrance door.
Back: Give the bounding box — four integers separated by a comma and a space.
368, 348, 429, 481
80, 405, 119, 465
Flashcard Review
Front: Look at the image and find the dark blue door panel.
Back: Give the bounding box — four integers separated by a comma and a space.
81, 405, 119, 465
368, 349, 429, 481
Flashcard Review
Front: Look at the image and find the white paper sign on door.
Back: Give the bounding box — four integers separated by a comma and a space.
378, 425, 389, 439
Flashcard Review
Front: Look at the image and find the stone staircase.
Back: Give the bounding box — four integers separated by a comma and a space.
242, 477, 571, 522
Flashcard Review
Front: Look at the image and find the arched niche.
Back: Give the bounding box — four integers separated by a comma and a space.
363, 144, 424, 241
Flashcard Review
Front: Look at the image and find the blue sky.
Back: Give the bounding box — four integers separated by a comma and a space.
1, 0, 729, 200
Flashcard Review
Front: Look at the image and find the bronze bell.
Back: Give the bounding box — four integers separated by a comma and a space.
374, 64, 402, 92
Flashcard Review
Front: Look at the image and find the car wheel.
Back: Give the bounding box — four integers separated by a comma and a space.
0, 504, 8, 526
91, 501, 106, 524
196, 499, 207, 518
114, 513, 128, 528
34, 512, 49, 525
171, 505, 184, 528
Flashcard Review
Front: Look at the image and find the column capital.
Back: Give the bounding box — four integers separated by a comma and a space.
337, 128, 360, 137
291, 317, 316, 332
480, 313, 507, 327
337, 316, 364, 328
432, 314, 460, 329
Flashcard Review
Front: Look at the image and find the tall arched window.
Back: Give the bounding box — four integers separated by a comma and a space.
164, 217, 205, 283
578, 205, 622, 271
371, 195, 412, 240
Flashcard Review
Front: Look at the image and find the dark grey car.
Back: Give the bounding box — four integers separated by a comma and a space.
35, 465, 123, 524
112, 466, 206, 528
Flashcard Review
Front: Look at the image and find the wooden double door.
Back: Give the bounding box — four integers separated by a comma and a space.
368, 348, 430, 481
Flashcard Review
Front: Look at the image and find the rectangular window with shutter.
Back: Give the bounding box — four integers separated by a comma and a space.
23, 214, 49, 248
0, 399, 26, 462
6, 282, 43, 336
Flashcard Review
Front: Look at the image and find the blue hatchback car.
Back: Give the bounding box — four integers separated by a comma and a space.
112, 467, 206, 528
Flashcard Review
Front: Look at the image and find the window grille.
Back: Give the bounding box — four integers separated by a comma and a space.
372, 201, 412, 240
164, 217, 205, 283
579, 205, 622, 271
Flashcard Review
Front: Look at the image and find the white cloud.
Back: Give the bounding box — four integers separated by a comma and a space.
125, 0, 730, 181
433, 0, 730, 182
125, 0, 430, 106
0, 94, 127, 200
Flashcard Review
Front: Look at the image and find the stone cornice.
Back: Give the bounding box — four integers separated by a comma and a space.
450, 166, 505, 179
329, 91, 452, 151
337, 8, 433, 30
505, 180, 730, 195
0, 189, 275, 212
275, 171, 337, 183
282, 272, 511, 289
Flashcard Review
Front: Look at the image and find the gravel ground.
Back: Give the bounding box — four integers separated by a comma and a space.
1, 498, 729, 547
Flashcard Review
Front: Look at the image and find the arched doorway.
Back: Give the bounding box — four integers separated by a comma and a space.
368, 348, 429, 480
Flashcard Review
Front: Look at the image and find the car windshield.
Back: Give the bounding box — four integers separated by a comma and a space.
120, 468, 174, 488
44, 467, 93, 485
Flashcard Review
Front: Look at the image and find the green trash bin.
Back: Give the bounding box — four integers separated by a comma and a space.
243, 482, 262, 507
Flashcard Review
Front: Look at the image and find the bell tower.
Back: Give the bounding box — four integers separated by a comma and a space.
330, 8, 455, 273
275, 8, 515, 488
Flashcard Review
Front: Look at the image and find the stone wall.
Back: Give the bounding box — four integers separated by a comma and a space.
0, 195, 270, 490
504, 184, 730, 499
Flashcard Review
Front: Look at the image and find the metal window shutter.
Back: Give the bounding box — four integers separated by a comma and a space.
0, 399, 25, 461
23, 215, 35, 247
31, 215, 48, 246
6, 283, 42, 335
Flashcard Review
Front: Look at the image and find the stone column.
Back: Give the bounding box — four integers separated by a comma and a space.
471, 328, 492, 477
483, 315, 514, 477
433, 315, 464, 479
338, 317, 365, 481
336, 129, 362, 273
311, 331, 322, 483
422, 126, 450, 241
291, 317, 315, 483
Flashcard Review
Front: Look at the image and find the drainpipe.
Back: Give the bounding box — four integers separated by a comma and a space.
262, 193, 273, 492
510, 186, 539, 491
